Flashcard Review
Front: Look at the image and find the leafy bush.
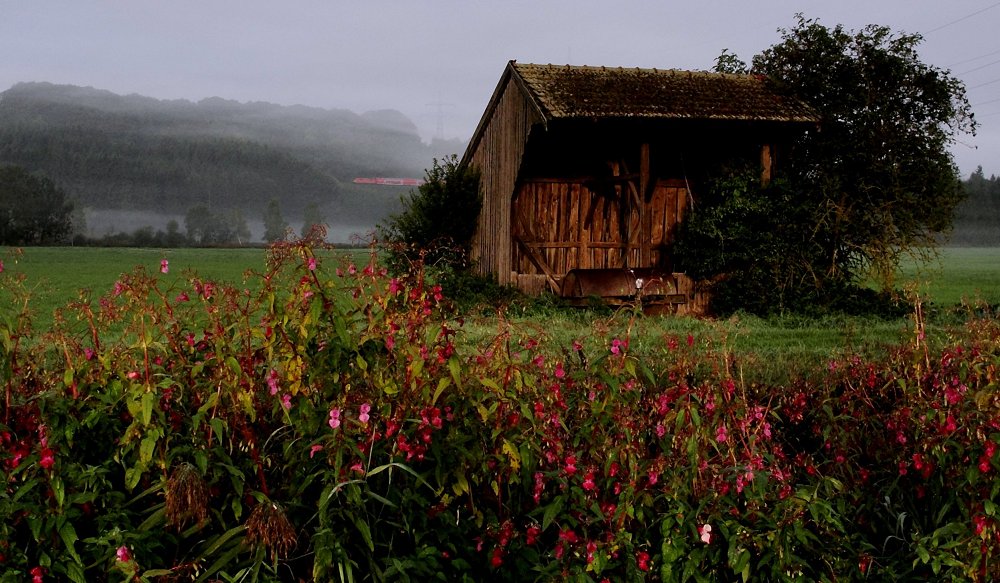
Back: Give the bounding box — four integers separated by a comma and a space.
378, 155, 481, 276
1, 236, 1000, 581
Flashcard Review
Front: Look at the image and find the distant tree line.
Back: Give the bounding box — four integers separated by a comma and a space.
952, 166, 1000, 246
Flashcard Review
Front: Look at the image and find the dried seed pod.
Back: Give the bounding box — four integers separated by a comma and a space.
245, 501, 297, 560
165, 463, 209, 529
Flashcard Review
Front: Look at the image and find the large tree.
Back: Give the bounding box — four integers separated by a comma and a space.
0, 165, 74, 245
680, 16, 976, 314
752, 15, 976, 285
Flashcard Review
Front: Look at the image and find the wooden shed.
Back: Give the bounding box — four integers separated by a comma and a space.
461, 61, 818, 313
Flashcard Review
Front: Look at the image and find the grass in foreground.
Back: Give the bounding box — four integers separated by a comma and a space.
3, 245, 998, 385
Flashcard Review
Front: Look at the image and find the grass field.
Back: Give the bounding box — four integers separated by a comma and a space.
2, 245, 998, 383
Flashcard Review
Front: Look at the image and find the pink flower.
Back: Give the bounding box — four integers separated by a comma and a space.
715, 424, 728, 443
555, 363, 565, 379
0, 260, 4, 273
698, 523, 712, 544
582, 470, 596, 491
526, 525, 541, 545
116, 545, 132, 562
160, 259, 169, 274
329, 408, 342, 429
307, 256, 317, 271
359, 403, 371, 424
348, 264, 357, 275
84, 347, 95, 360
281, 394, 292, 410
30, 566, 45, 583
267, 370, 280, 395
389, 278, 401, 294
309, 444, 324, 458
176, 291, 189, 303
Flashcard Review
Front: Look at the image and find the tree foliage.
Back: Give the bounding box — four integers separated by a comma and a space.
686, 16, 976, 314
379, 155, 481, 271
752, 15, 975, 284
0, 165, 73, 244
262, 198, 289, 243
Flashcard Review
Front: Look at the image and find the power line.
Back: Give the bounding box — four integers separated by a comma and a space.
974, 96, 1000, 106
949, 48, 1000, 68
971, 77, 1000, 89
923, 1, 1000, 34
960, 58, 1000, 75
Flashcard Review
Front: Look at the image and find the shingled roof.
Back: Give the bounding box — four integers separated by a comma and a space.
508, 61, 819, 123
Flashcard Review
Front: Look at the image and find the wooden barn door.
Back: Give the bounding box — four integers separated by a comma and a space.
510, 178, 689, 293
646, 179, 690, 271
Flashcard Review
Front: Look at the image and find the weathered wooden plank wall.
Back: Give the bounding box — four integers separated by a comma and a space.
512, 178, 689, 282
467, 77, 541, 286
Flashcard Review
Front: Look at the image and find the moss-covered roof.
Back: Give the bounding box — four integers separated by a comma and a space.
510, 62, 819, 123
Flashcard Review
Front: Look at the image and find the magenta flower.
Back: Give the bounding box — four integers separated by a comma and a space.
39, 447, 55, 470
267, 369, 280, 395
359, 403, 371, 424
116, 545, 131, 562
307, 256, 317, 271
389, 278, 401, 294
281, 394, 292, 410
715, 424, 728, 443
329, 408, 342, 429
309, 444, 324, 458
160, 259, 169, 274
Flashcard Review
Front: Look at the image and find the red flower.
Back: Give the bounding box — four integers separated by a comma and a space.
39, 447, 55, 470
526, 525, 541, 545
636, 550, 651, 571
490, 547, 504, 568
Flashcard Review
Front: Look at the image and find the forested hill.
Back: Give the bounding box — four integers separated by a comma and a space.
0, 82, 464, 230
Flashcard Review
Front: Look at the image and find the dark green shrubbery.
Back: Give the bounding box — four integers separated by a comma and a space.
378, 155, 482, 276
2, 236, 1000, 581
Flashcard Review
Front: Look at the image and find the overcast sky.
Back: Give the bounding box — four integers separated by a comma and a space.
2, 1, 999, 175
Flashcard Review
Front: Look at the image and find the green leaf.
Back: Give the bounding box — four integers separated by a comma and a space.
542, 497, 564, 532
448, 356, 462, 389
125, 466, 143, 491
58, 520, 82, 563
64, 561, 86, 583
51, 476, 65, 509
139, 433, 157, 464
432, 377, 450, 406
141, 391, 155, 426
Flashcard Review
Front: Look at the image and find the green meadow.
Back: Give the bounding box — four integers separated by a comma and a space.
3, 245, 998, 384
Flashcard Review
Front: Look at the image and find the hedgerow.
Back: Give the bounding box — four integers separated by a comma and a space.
1, 233, 999, 581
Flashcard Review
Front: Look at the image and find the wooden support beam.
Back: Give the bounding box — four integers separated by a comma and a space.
761, 143, 773, 185
514, 236, 561, 294
639, 143, 652, 266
